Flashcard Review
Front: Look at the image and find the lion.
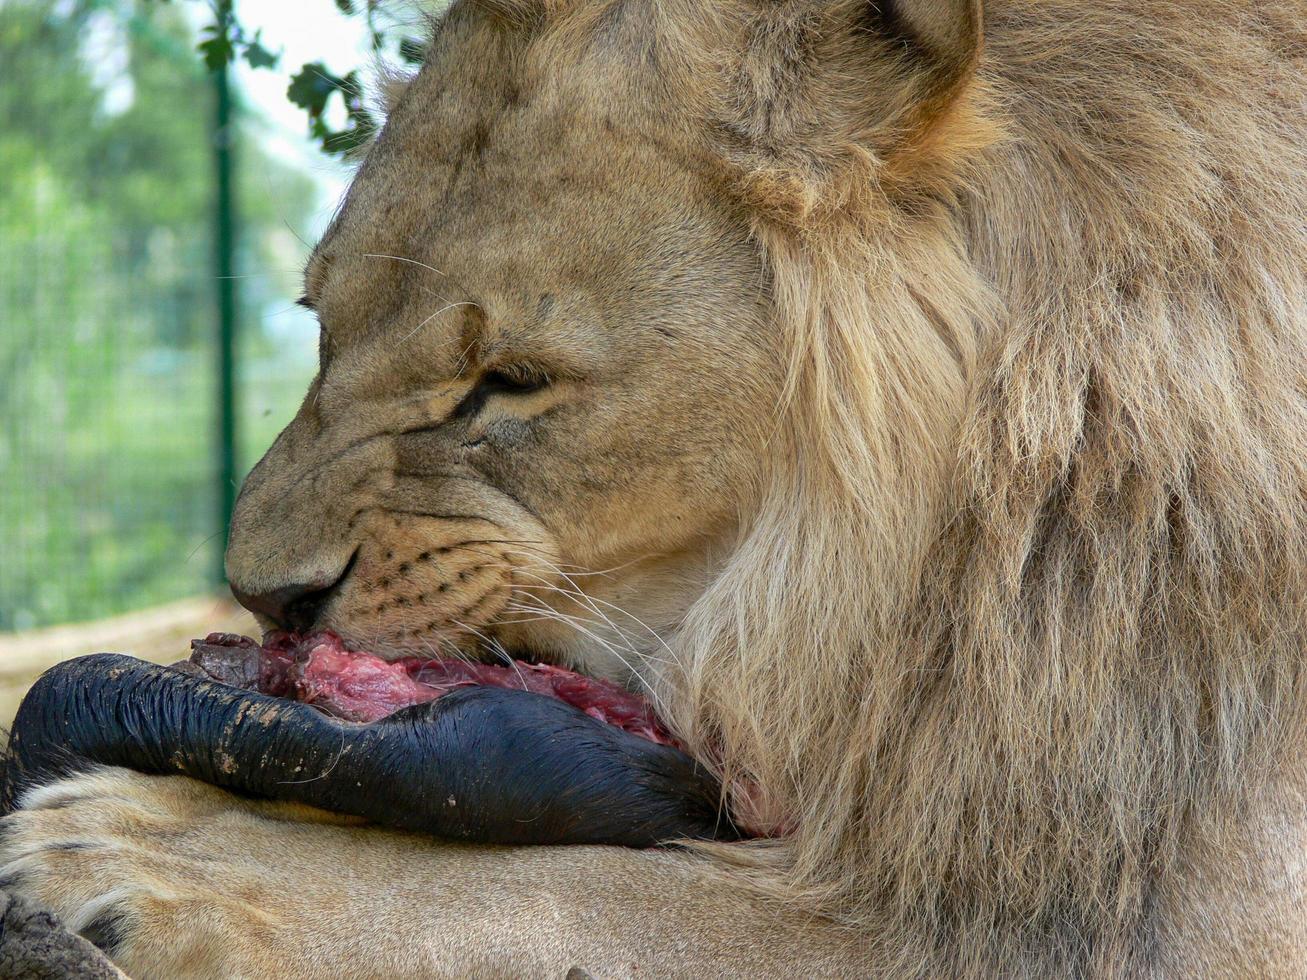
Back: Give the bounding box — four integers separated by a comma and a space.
3, 0, 1306, 975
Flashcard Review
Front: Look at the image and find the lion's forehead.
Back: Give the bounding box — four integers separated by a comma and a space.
302, 129, 767, 403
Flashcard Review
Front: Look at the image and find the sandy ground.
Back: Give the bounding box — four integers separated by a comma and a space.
0, 596, 258, 729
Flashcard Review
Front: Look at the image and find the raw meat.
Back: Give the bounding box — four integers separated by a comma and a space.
189, 631, 678, 746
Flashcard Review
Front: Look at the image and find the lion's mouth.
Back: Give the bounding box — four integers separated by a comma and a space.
188, 631, 680, 746
4, 641, 735, 847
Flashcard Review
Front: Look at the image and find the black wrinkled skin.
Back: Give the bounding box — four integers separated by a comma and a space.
0, 654, 738, 847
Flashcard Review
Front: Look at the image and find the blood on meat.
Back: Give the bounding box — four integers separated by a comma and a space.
189, 631, 678, 746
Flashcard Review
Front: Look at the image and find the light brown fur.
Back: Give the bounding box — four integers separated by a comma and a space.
3, 0, 1305, 975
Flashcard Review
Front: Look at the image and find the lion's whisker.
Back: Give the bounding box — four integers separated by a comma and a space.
361, 252, 448, 278
501, 598, 671, 712
502, 602, 672, 714
399, 301, 482, 344
508, 572, 649, 659
451, 619, 528, 688
509, 563, 678, 667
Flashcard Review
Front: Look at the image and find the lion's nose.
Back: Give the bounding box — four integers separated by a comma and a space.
230, 557, 354, 633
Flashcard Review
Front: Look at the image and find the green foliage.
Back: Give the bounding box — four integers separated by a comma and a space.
146, 0, 430, 156
399, 36, 429, 64
1, 0, 440, 629
196, 20, 278, 73
243, 33, 278, 69
287, 64, 376, 156
0, 0, 317, 630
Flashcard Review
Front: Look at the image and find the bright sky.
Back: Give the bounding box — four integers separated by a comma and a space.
230, 0, 392, 237
218, 3, 436, 349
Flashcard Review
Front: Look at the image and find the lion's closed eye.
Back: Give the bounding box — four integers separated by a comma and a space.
480, 368, 550, 397
453, 368, 551, 420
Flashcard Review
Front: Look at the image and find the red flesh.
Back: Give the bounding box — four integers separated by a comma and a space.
190, 631, 678, 747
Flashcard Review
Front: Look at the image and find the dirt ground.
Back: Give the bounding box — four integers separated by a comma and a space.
0, 596, 258, 729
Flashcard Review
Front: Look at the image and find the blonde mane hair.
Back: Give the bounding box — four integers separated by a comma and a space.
652, 0, 1307, 970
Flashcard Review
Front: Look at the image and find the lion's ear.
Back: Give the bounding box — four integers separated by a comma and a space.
865, 0, 983, 103
731, 0, 985, 180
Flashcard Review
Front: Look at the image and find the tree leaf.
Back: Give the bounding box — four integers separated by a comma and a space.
322, 125, 374, 154
243, 33, 278, 70
287, 62, 343, 118
197, 33, 235, 72
399, 36, 426, 64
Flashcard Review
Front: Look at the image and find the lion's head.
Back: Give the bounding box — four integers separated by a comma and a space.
226, 0, 1307, 966
226, 1, 788, 679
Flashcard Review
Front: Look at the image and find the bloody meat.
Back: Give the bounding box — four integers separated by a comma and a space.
189, 631, 678, 746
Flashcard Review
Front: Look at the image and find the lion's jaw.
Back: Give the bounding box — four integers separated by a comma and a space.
224, 3, 780, 682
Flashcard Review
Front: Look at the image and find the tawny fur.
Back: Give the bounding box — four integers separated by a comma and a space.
674, 2, 1307, 974
2, 0, 1305, 976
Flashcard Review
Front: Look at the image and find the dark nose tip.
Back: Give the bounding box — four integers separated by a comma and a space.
230, 558, 353, 632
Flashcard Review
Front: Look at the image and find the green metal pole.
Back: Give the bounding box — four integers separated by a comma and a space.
213, 13, 238, 588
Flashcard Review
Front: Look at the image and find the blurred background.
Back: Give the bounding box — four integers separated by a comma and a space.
1, 0, 427, 721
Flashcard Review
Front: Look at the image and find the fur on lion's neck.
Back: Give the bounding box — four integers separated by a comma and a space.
666, 3, 1307, 970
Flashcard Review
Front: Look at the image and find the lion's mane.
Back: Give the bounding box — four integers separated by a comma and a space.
650, 0, 1307, 972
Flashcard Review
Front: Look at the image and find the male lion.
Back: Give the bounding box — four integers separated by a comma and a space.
3, 0, 1305, 975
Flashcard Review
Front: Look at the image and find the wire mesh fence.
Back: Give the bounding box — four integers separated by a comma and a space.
0, 231, 220, 630
0, 1, 324, 632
